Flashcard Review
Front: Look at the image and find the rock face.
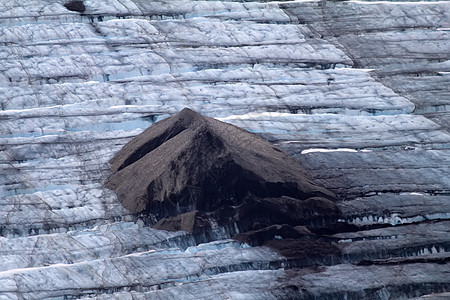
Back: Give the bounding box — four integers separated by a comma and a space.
0, 0, 449, 299
153, 210, 211, 234
107, 108, 334, 215
107, 108, 338, 244
63, 0, 86, 13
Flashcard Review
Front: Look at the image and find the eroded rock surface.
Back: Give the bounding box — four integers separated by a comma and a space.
107, 108, 334, 217
0, 0, 449, 299
64, 0, 86, 13
107, 108, 340, 255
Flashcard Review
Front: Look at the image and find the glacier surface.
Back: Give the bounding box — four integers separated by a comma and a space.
0, 0, 449, 299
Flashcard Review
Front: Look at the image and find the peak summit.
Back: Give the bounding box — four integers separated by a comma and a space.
107, 108, 335, 219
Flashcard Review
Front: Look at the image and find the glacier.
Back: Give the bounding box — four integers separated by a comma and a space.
0, 0, 449, 299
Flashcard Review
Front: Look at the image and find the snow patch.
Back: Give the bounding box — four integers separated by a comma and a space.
301, 148, 373, 155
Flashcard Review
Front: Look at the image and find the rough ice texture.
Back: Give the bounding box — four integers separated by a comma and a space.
0, 0, 449, 299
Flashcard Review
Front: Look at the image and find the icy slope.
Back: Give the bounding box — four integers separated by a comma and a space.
0, 0, 449, 299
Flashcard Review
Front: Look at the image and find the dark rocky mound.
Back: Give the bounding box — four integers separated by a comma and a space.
64, 0, 86, 13
235, 225, 340, 260
106, 108, 342, 258
107, 108, 335, 216
153, 210, 210, 234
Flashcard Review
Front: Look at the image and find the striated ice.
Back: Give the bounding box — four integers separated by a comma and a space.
0, 0, 449, 298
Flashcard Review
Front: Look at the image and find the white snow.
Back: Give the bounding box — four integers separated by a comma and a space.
301, 148, 372, 155
0, 0, 449, 298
